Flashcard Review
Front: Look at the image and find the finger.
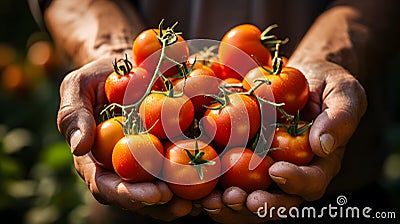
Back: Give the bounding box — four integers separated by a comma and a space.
246, 190, 303, 219
189, 202, 203, 217
154, 180, 173, 204
268, 148, 344, 201
57, 58, 113, 156
222, 186, 247, 211
137, 197, 193, 221
96, 174, 163, 210
58, 106, 97, 156
302, 64, 367, 157
74, 154, 161, 209
73, 153, 107, 203
74, 153, 164, 209
310, 80, 366, 156
167, 197, 193, 217
201, 189, 223, 215
204, 189, 264, 224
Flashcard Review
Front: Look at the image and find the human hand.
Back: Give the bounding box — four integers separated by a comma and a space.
73, 152, 193, 221
57, 57, 192, 221
201, 60, 367, 223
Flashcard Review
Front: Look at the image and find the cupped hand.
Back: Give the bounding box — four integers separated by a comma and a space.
202, 60, 367, 223
57, 57, 113, 156
74, 152, 192, 221
268, 59, 367, 200
57, 57, 192, 221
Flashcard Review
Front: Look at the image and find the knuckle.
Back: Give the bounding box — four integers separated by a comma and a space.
57, 105, 78, 137
303, 166, 328, 201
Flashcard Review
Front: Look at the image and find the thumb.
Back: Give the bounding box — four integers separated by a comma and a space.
309, 109, 352, 157
58, 106, 97, 156
57, 59, 112, 155
309, 74, 367, 157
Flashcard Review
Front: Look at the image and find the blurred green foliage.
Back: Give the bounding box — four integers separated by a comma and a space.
0, 1, 89, 223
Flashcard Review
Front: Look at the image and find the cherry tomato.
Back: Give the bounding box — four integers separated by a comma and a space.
163, 139, 220, 200
219, 24, 272, 78
220, 147, 274, 193
133, 28, 189, 78
214, 63, 243, 81
243, 65, 309, 119
280, 56, 289, 67
92, 116, 124, 170
269, 122, 314, 166
174, 66, 220, 118
188, 53, 242, 81
112, 133, 164, 182
220, 77, 244, 93
202, 94, 260, 148
105, 57, 151, 105
139, 92, 194, 139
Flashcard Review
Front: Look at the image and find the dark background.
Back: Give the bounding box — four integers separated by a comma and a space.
0, 0, 399, 223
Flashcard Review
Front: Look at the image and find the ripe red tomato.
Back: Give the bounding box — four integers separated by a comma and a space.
105, 61, 151, 105
173, 66, 220, 118
220, 147, 274, 193
219, 24, 272, 78
188, 53, 243, 81
112, 133, 164, 182
243, 65, 309, 119
132, 28, 189, 78
269, 122, 314, 166
92, 116, 124, 170
220, 77, 244, 93
163, 139, 220, 200
216, 63, 243, 81
202, 94, 260, 147
139, 92, 194, 139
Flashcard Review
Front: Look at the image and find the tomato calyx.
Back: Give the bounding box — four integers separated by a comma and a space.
155, 19, 181, 46
100, 104, 149, 135
245, 78, 288, 111
206, 77, 271, 110
260, 24, 289, 52
112, 53, 133, 76
203, 85, 232, 110
184, 138, 216, 180
103, 20, 189, 138
152, 61, 195, 98
276, 111, 313, 137
252, 47, 283, 76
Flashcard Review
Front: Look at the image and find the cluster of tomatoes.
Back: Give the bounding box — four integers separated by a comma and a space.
91, 21, 314, 200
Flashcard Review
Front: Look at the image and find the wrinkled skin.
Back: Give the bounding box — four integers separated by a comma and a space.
57, 57, 193, 221
54, 2, 368, 224
57, 54, 366, 223
200, 60, 367, 223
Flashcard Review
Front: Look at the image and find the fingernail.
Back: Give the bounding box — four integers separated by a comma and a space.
70, 129, 82, 153
203, 208, 221, 215
270, 175, 287, 185
320, 133, 335, 155
227, 203, 243, 211
141, 201, 157, 206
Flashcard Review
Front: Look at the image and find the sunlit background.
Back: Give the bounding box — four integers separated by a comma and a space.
0, 1, 91, 223
0, 0, 399, 223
